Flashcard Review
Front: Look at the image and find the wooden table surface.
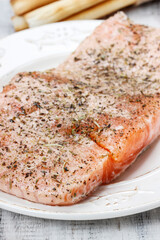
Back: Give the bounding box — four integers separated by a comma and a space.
0, 0, 160, 239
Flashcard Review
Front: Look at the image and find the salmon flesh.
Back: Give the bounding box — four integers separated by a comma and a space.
0, 12, 160, 205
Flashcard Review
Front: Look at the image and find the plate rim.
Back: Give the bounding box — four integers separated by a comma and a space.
0, 19, 160, 220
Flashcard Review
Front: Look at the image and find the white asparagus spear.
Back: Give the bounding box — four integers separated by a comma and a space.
11, 0, 153, 31
10, 0, 57, 16
25, 0, 106, 27
11, 0, 106, 30
136, 0, 153, 5
11, 15, 28, 31
66, 0, 136, 20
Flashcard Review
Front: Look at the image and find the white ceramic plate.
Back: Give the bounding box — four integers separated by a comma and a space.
0, 18, 160, 220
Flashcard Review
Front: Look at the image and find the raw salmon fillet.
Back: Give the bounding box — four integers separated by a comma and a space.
55, 12, 160, 183
0, 72, 109, 205
0, 12, 160, 205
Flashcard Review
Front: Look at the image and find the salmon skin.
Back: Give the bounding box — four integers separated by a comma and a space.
0, 12, 160, 205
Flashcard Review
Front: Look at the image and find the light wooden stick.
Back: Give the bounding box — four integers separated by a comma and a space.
66, 0, 136, 21
10, 0, 57, 16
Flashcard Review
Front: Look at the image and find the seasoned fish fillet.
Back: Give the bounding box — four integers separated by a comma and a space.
0, 12, 160, 205
55, 12, 160, 183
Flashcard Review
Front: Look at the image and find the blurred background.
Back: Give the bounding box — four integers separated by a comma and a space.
0, 0, 160, 38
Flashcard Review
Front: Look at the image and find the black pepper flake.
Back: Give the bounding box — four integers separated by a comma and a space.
5, 147, 10, 152
101, 55, 106, 60
74, 57, 81, 62
57, 124, 62, 128
64, 167, 69, 172
73, 85, 79, 90
41, 170, 47, 176
25, 173, 30, 178
33, 102, 42, 109
20, 106, 27, 115
9, 119, 15, 123
70, 104, 76, 109
51, 175, 58, 179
